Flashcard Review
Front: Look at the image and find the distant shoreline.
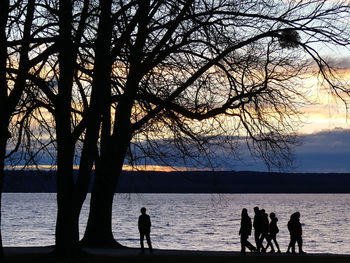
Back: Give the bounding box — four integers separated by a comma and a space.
3, 170, 350, 193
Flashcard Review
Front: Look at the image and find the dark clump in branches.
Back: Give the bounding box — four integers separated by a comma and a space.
279, 29, 301, 49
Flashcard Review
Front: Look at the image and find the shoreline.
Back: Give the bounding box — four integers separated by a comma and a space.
4, 246, 350, 263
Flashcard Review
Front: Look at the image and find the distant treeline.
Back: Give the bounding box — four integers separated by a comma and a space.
3, 170, 350, 193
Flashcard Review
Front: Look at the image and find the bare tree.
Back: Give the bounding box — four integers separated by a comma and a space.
4, 0, 350, 253
0, 0, 36, 257
30, 0, 91, 255
3, 0, 91, 256
14, 0, 124, 254
5, 0, 116, 254
80, 0, 350, 246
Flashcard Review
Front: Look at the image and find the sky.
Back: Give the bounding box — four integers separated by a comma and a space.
213, 61, 350, 173
157, 54, 350, 173
9, 127, 350, 173
258, 54, 350, 173
134, 58, 350, 174
7, 60, 350, 174
118, 55, 350, 173
7, 68, 350, 173
229, 128, 350, 173
6, 7, 350, 174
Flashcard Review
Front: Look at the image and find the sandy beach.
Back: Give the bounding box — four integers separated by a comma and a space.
3, 246, 350, 263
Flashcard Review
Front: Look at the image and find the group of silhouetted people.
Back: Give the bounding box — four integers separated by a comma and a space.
138, 206, 305, 255
239, 207, 305, 255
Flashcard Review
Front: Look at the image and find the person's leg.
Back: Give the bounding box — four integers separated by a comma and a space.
291, 236, 296, 253
268, 235, 275, 252
146, 233, 153, 253
254, 231, 261, 252
259, 233, 268, 252
286, 235, 292, 253
246, 240, 256, 252
258, 234, 264, 252
240, 235, 247, 254
273, 237, 281, 252
265, 236, 271, 251
140, 233, 145, 253
297, 237, 304, 253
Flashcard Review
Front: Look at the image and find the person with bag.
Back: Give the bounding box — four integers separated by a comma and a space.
265, 212, 281, 253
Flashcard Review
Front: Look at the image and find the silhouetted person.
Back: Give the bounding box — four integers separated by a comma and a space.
286, 213, 294, 253
258, 210, 269, 252
253, 207, 263, 252
287, 212, 305, 254
138, 207, 153, 254
265, 212, 281, 253
239, 208, 256, 255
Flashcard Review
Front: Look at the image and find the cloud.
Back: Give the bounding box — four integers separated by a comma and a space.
241, 128, 350, 173
5, 128, 350, 174
298, 128, 350, 153
177, 128, 350, 173
287, 128, 350, 172
326, 56, 350, 71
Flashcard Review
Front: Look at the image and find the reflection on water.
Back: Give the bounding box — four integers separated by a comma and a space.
2, 193, 350, 254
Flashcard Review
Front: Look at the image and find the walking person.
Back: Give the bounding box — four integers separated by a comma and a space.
287, 212, 305, 254
258, 210, 269, 252
253, 207, 263, 252
239, 208, 256, 255
138, 207, 153, 254
265, 212, 281, 253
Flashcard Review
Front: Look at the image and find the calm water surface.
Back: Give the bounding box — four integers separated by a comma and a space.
2, 193, 350, 254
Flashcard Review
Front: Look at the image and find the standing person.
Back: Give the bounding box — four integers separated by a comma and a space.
265, 212, 281, 253
253, 207, 262, 252
287, 212, 305, 254
258, 210, 270, 252
138, 207, 153, 254
286, 213, 295, 253
239, 208, 256, 255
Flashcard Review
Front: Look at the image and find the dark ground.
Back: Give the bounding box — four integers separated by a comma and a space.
4, 247, 350, 263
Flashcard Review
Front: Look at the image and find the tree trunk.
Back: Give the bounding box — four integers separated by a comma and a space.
0, 132, 7, 260
82, 74, 141, 246
53, 0, 79, 256
81, 62, 141, 246
81, 131, 130, 247
0, 129, 12, 259
54, 136, 77, 255
72, 0, 114, 240
80, 160, 122, 247
81, 92, 134, 247
81, 1, 148, 247
0, 0, 9, 259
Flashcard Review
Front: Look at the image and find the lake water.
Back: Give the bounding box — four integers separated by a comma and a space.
1, 193, 350, 254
